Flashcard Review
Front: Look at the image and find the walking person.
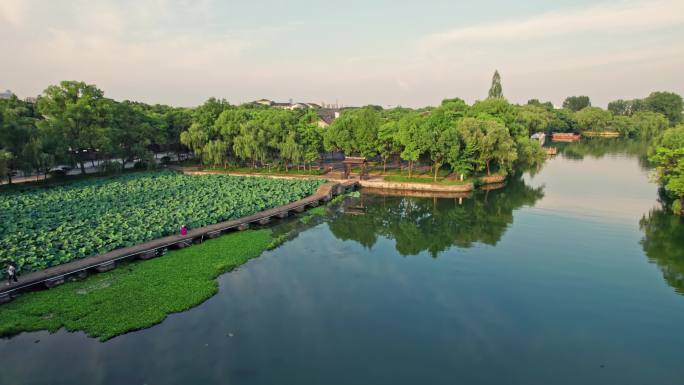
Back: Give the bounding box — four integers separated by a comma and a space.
6, 261, 18, 286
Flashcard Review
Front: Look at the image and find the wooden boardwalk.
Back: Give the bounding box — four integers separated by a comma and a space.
0, 180, 358, 303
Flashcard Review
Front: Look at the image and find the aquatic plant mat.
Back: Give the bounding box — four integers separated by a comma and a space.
0, 230, 272, 341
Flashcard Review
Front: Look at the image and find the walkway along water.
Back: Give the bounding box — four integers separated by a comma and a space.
0, 180, 359, 304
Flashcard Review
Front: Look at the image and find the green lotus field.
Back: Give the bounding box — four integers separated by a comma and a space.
0, 171, 323, 275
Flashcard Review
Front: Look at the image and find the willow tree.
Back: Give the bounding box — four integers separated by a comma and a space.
487, 70, 504, 99
233, 121, 267, 168
279, 131, 303, 172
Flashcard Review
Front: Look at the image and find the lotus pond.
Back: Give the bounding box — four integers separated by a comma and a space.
0, 171, 323, 274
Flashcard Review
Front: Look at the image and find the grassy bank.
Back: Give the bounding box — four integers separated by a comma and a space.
0, 229, 272, 341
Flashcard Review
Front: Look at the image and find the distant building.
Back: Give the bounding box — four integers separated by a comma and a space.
316, 109, 341, 128
251, 99, 330, 111
530, 132, 546, 146
253, 98, 274, 106
0, 89, 13, 99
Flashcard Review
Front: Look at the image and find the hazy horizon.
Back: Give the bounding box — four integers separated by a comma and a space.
2, 0, 683, 108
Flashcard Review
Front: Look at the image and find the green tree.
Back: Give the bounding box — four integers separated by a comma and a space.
181, 98, 231, 164
233, 121, 267, 168
607, 99, 632, 116
279, 131, 303, 172
574, 107, 613, 132
649, 125, 684, 214
609, 115, 634, 137
377, 120, 401, 172
0, 95, 39, 181
397, 112, 427, 178
562, 96, 591, 112
644, 91, 683, 126
21, 138, 54, 179
630, 111, 669, 138
487, 70, 504, 99
527, 99, 554, 110
300, 124, 323, 170
324, 107, 380, 158
457, 118, 517, 176
180, 123, 209, 163
424, 104, 465, 180
203, 140, 230, 167
36, 81, 109, 174
109, 101, 162, 168
0, 150, 12, 183
548, 108, 576, 133
517, 104, 552, 135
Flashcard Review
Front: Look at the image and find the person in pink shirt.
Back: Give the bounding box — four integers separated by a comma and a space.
180, 225, 188, 236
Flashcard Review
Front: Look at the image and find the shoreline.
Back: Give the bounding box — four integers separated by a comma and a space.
184, 168, 508, 193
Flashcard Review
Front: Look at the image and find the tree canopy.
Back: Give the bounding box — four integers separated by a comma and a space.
562, 96, 591, 112
649, 125, 684, 214
487, 70, 504, 99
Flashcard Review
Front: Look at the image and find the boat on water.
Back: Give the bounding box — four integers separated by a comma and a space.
552, 132, 581, 142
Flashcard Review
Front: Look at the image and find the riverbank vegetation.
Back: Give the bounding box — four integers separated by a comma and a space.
0, 229, 273, 341
649, 125, 684, 215
0, 172, 323, 274
2, 77, 681, 200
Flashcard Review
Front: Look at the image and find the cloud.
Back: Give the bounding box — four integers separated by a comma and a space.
0, 0, 26, 25
1, 0, 683, 107
418, 0, 684, 54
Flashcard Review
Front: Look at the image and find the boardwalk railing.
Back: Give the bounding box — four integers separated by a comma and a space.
0, 180, 358, 304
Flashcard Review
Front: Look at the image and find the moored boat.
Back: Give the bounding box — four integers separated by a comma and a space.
552, 132, 581, 142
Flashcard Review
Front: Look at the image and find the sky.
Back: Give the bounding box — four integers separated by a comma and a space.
1, 0, 683, 108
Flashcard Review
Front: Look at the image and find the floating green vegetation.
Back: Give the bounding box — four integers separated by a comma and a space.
0, 229, 272, 341
300, 206, 327, 224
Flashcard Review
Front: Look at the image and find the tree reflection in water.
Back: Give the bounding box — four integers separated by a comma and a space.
556, 138, 651, 170
640, 199, 684, 294
327, 174, 545, 257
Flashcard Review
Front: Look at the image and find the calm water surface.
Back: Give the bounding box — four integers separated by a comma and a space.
1, 141, 684, 385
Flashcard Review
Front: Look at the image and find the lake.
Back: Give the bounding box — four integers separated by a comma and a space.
1, 140, 683, 385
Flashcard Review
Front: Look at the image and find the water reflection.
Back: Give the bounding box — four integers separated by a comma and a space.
640, 200, 684, 295
327, 175, 544, 257
556, 138, 651, 170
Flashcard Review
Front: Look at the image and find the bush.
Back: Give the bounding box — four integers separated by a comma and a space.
100, 160, 123, 175
673, 199, 682, 216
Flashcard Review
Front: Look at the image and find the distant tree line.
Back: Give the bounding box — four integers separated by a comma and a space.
1, 78, 682, 184
0, 81, 192, 182
555, 92, 682, 137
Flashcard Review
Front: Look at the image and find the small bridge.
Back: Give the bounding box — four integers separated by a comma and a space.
0, 180, 358, 304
